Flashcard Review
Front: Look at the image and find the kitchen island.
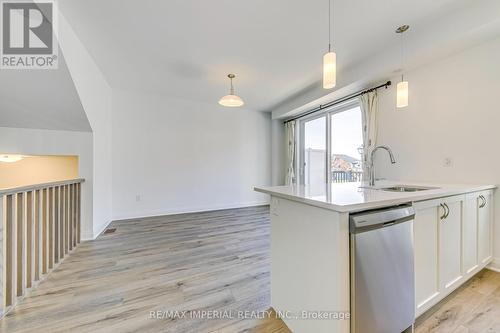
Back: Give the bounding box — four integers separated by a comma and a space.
254, 181, 496, 333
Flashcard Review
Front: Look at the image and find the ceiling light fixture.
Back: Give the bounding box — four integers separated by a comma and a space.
396, 25, 409, 108
323, 0, 336, 89
0, 154, 24, 163
219, 74, 244, 107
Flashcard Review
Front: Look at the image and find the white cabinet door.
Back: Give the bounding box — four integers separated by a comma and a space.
415, 191, 494, 318
414, 199, 441, 316
414, 195, 465, 316
439, 197, 464, 293
478, 190, 493, 265
463, 193, 479, 275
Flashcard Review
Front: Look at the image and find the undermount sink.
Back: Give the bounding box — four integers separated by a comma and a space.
380, 185, 439, 192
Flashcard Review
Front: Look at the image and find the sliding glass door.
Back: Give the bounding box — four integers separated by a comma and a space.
301, 115, 326, 187
299, 102, 364, 185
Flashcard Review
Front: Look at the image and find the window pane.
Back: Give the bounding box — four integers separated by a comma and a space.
304, 116, 326, 186
331, 106, 363, 183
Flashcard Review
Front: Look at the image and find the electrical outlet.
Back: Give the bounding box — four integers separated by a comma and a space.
443, 158, 453, 167
135, 195, 141, 202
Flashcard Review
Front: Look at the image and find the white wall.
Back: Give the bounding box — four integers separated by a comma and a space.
58, 9, 113, 238
0, 127, 94, 239
111, 90, 271, 220
375, 36, 500, 267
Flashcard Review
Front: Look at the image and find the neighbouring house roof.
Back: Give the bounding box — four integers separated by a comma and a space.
332, 154, 360, 164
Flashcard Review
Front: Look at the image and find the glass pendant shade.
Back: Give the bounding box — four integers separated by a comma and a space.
219, 74, 244, 107
0, 154, 24, 163
396, 81, 409, 108
218, 94, 244, 107
323, 51, 336, 89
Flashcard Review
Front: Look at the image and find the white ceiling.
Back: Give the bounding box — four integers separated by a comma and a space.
59, 0, 480, 112
0, 50, 91, 132
0, 0, 494, 131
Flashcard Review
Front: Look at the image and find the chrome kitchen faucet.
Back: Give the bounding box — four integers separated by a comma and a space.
369, 145, 396, 186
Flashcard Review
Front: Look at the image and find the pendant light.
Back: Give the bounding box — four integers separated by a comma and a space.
323, 0, 336, 89
219, 74, 244, 107
396, 25, 409, 108
0, 154, 24, 163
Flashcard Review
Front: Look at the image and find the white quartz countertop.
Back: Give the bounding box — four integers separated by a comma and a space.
254, 181, 496, 213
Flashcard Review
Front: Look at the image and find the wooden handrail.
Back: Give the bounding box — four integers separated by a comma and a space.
0, 178, 83, 317
0, 178, 84, 196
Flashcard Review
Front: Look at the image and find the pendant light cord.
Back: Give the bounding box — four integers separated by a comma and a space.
328, 0, 332, 52
400, 31, 404, 81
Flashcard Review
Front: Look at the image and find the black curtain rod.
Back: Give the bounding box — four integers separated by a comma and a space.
284, 80, 391, 124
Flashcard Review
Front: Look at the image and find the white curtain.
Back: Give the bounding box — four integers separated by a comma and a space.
284, 120, 296, 185
359, 91, 379, 182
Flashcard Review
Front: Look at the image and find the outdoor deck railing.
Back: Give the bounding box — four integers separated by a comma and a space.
332, 171, 363, 183
0, 178, 84, 317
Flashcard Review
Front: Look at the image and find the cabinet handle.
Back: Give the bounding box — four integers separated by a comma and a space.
479, 195, 486, 208
440, 203, 447, 220
444, 203, 450, 219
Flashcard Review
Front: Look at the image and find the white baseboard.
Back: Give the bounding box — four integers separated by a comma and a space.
81, 218, 113, 241
487, 257, 500, 273
112, 201, 270, 222
80, 234, 94, 242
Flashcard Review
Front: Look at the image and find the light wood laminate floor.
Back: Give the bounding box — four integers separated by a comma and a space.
416, 269, 500, 333
1, 206, 290, 333
2, 205, 499, 333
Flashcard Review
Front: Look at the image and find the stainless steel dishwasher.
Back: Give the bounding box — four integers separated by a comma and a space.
350, 205, 415, 333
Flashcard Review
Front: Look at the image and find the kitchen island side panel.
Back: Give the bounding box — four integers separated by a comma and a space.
270, 195, 350, 333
